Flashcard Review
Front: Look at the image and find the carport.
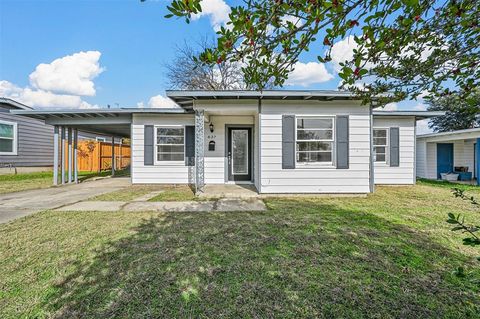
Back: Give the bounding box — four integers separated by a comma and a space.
10, 108, 186, 185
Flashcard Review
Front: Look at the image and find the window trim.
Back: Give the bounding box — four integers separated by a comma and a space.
373, 127, 389, 164
295, 115, 335, 167
0, 120, 17, 156
153, 125, 185, 165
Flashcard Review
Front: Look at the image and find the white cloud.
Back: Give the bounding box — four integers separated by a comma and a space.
29, 51, 104, 96
136, 94, 180, 109
373, 102, 398, 111
414, 103, 427, 111
330, 36, 358, 72
285, 62, 334, 86
0, 51, 103, 109
192, 0, 231, 31
416, 119, 433, 135
0, 80, 95, 109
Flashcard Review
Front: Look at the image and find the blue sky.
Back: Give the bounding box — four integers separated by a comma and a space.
0, 0, 426, 118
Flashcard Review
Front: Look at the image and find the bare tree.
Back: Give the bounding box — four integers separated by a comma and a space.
165, 38, 275, 90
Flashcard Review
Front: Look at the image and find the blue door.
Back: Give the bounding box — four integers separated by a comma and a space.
437, 143, 454, 179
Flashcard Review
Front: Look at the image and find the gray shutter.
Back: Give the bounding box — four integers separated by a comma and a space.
336, 115, 349, 169
185, 126, 195, 166
390, 127, 400, 167
144, 125, 154, 165
282, 115, 295, 169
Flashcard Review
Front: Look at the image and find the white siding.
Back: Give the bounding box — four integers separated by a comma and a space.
259, 101, 371, 194
203, 115, 254, 184
132, 113, 256, 185
373, 117, 415, 185
416, 139, 427, 178
131, 114, 194, 184
416, 138, 476, 181
426, 142, 437, 179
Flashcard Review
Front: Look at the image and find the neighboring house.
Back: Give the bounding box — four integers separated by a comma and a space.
0, 97, 54, 171
416, 128, 480, 185
12, 90, 441, 193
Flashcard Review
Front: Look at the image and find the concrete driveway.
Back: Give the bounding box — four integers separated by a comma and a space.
0, 177, 130, 224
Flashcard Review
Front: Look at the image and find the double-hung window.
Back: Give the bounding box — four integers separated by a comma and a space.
0, 120, 17, 155
156, 126, 184, 162
373, 128, 388, 162
296, 117, 334, 165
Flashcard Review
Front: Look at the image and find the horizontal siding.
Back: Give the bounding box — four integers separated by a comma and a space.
426, 142, 437, 179
373, 117, 415, 185
131, 114, 194, 184
0, 113, 54, 167
132, 114, 255, 184
259, 102, 371, 194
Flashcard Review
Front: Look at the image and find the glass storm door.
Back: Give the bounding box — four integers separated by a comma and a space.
227, 127, 252, 181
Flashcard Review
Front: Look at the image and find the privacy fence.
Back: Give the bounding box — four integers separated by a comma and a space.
64, 141, 131, 172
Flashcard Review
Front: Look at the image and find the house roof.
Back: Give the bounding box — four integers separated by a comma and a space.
372, 110, 444, 120
0, 97, 33, 110
417, 127, 480, 139
166, 90, 381, 111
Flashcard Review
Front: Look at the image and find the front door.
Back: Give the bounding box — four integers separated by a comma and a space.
227, 127, 252, 182
437, 143, 454, 179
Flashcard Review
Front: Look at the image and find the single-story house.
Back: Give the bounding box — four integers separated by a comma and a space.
11, 90, 441, 193
416, 128, 480, 185
0, 97, 54, 172
1, 97, 125, 174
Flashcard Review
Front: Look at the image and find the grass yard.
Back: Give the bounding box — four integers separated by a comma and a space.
1, 184, 479, 318
0, 169, 129, 195
0, 172, 53, 194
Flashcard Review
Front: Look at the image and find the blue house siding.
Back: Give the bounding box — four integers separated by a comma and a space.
0, 108, 54, 167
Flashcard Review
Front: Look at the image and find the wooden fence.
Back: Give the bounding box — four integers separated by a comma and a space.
64, 141, 131, 172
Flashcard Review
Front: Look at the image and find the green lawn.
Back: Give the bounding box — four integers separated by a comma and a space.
0, 169, 129, 195
1, 184, 479, 318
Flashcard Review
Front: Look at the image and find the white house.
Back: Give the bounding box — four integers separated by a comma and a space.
416, 128, 480, 185
12, 90, 441, 194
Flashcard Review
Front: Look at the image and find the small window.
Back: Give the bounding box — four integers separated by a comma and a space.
296, 117, 334, 165
0, 120, 17, 155
95, 137, 107, 142
156, 126, 184, 162
373, 129, 388, 162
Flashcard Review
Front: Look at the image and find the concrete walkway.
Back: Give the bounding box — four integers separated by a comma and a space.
0, 177, 130, 224
56, 198, 266, 213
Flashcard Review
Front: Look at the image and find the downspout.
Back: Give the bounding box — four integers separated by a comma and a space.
369, 104, 375, 193
257, 98, 262, 194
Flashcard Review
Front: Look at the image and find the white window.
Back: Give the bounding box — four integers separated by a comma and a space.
0, 120, 17, 155
155, 126, 184, 162
296, 117, 334, 165
373, 128, 388, 162
95, 137, 107, 142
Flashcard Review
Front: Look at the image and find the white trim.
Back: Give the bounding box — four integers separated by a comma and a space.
0, 120, 17, 156
153, 125, 185, 166
295, 116, 335, 166
373, 127, 389, 164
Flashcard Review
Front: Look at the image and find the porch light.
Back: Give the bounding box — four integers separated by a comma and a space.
209, 122, 214, 133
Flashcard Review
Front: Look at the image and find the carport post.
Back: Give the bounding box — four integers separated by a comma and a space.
61, 126, 66, 184
73, 129, 78, 183
53, 126, 59, 185
111, 136, 115, 176
68, 127, 73, 183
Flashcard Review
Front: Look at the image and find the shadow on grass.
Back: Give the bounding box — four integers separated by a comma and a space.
46, 200, 479, 318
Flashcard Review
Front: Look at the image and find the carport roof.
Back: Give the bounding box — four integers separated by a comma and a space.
10, 108, 187, 138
